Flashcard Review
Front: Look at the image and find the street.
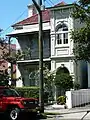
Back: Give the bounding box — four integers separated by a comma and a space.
0, 113, 40, 120
1, 111, 90, 120
1, 105, 90, 120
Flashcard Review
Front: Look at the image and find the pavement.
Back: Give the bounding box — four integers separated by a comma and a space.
43, 104, 90, 120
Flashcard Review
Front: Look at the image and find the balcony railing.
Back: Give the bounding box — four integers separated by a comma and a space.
24, 47, 51, 60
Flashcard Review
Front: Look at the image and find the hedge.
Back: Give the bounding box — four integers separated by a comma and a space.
14, 86, 50, 103
15, 86, 39, 99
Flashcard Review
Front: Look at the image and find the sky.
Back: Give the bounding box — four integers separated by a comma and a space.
0, 0, 75, 39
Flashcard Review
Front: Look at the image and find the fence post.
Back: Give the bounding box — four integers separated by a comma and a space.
66, 91, 72, 108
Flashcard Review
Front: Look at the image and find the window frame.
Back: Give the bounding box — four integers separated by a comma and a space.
55, 23, 69, 46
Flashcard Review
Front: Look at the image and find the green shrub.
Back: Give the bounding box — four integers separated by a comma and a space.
73, 81, 80, 90
54, 73, 73, 91
15, 87, 52, 104
57, 96, 66, 105
15, 87, 39, 98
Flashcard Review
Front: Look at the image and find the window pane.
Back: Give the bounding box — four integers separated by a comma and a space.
57, 34, 62, 44
58, 27, 62, 32
63, 33, 68, 44
63, 27, 68, 31
62, 24, 68, 31
56, 24, 68, 32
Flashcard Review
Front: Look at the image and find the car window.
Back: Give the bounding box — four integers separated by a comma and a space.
2, 89, 19, 97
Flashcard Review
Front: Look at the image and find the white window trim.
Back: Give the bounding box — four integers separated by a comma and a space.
55, 31, 69, 47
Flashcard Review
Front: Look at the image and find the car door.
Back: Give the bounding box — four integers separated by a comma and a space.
0, 89, 3, 112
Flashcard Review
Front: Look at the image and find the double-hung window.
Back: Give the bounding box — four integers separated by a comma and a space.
56, 23, 68, 45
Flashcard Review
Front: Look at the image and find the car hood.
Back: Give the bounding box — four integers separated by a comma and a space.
5, 96, 38, 102
16, 97, 38, 101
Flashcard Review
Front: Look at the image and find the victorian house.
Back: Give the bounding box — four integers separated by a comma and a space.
8, 2, 88, 88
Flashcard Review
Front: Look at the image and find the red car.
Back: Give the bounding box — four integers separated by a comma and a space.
0, 86, 40, 120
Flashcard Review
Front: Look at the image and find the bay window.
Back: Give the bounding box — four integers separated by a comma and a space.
56, 23, 68, 45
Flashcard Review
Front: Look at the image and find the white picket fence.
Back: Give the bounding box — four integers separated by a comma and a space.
66, 89, 90, 108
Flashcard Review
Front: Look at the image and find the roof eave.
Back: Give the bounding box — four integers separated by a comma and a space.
13, 20, 50, 27
7, 22, 51, 37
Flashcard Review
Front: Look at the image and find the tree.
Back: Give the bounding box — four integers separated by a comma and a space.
71, 0, 90, 61
43, 66, 54, 101
43, 65, 73, 98
54, 73, 73, 92
0, 70, 9, 86
32, 66, 54, 102
0, 34, 10, 85
54, 66, 73, 96
0, 32, 23, 86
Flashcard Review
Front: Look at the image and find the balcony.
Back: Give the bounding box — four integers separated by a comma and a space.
24, 47, 50, 60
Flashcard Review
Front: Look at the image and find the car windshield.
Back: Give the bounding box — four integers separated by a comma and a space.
2, 88, 20, 97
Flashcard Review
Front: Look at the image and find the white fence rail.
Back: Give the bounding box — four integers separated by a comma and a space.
66, 89, 90, 108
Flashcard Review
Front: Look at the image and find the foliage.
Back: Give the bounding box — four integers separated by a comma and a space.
15, 50, 24, 60
71, 25, 90, 61
73, 81, 80, 90
0, 34, 10, 86
57, 96, 66, 105
0, 28, 3, 33
15, 87, 39, 98
32, 66, 54, 102
43, 66, 54, 101
0, 72, 9, 86
15, 47, 32, 60
22, 47, 31, 59
15, 86, 54, 103
71, 0, 90, 61
54, 73, 73, 91
0, 38, 9, 59
33, 66, 73, 100
0, 33, 29, 86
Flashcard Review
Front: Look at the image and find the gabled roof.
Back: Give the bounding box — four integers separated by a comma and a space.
12, 10, 50, 27
54, 1, 67, 6
12, 1, 69, 27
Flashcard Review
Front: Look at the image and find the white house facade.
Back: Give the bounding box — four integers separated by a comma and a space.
7, 2, 88, 88
50, 4, 74, 75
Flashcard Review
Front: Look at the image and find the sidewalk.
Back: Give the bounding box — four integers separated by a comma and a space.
44, 105, 90, 120
45, 105, 90, 114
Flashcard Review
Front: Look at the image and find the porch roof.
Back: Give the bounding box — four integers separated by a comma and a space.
7, 22, 50, 37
